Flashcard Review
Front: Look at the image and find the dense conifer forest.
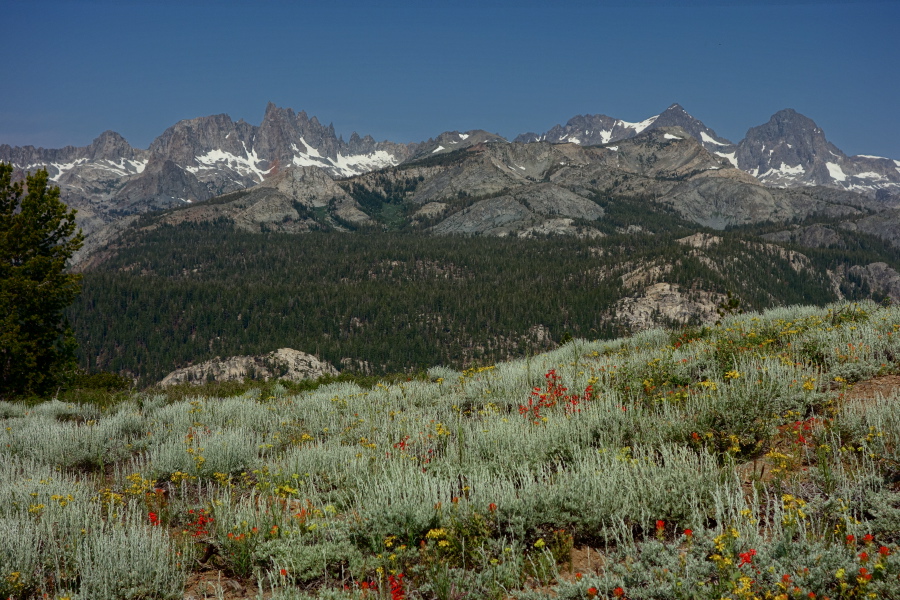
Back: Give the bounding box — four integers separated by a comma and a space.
66, 215, 899, 385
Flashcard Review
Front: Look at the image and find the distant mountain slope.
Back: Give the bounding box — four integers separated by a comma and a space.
4, 102, 899, 244
515, 103, 733, 154
734, 108, 900, 196
0, 103, 420, 236
75, 125, 886, 271
517, 104, 900, 199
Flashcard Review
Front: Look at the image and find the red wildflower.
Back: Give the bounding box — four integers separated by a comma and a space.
739, 549, 757, 566
859, 567, 872, 581
859, 551, 869, 563
879, 545, 891, 556
612, 587, 625, 598
846, 534, 855, 545
388, 573, 405, 600
683, 528, 693, 538
488, 503, 497, 513
656, 520, 665, 531
863, 533, 875, 545
148, 512, 160, 526
587, 588, 599, 598
280, 568, 288, 577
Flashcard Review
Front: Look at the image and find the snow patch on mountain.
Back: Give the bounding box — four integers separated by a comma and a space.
701, 131, 727, 146
48, 159, 89, 181
330, 150, 398, 177
715, 151, 738, 168
623, 115, 658, 134
189, 145, 271, 182
826, 162, 847, 182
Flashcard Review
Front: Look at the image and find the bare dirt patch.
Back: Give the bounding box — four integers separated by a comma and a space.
846, 374, 900, 403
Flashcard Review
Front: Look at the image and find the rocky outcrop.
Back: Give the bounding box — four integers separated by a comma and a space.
761, 224, 845, 248
842, 208, 900, 248
159, 348, 339, 387
429, 182, 604, 236
847, 263, 900, 304
614, 283, 725, 331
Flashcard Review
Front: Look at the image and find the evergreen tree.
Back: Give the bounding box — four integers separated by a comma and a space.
0, 163, 83, 397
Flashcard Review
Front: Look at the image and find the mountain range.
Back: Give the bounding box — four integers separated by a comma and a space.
2, 102, 899, 241
24, 103, 898, 383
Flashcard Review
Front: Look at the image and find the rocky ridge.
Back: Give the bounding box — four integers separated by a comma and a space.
80, 126, 887, 263
158, 348, 339, 387
4, 102, 899, 245
519, 106, 900, 199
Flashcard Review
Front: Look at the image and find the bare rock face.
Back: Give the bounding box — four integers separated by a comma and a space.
428, 181, 605, 237
614, 283, 725, 331
159, 348, 339, 387
843, 208, 900, 248
258, 166, 353, 208
848, 263, 900, 304
761, 224, 845, 248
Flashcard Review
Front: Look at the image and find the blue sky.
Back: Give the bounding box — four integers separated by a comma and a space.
1, 0, 897, 157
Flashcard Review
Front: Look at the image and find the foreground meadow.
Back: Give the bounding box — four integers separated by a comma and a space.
3, 301, 900, 599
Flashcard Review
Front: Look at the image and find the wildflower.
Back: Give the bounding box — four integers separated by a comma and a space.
534, 538, 546, 549
863, 533, 874, 545
683, 528, 693, 539
488, 502, 497, 513
587, 588, 599, 598
739, 549, 757, 566
388, 573, 405, 600
846, 534, 855, 545
878, 546, 891, 556
575, 572, 583, 580
148, 511, 160, 526
280, 568, 288, 577
859, 551, 869, 563
612, 587, 624, 598
858, 567, 872, 582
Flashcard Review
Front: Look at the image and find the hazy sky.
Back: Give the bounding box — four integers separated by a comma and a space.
1, 0, 897, 157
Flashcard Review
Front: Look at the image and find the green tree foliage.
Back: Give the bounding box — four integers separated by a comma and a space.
70, 223, 838, 385
0, 163, 83, 397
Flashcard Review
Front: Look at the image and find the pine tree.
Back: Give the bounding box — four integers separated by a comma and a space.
0, 163, 84, 397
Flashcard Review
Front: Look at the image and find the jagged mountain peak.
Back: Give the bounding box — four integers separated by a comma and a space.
513, 103, 732, 153
87, 130, 134, 159
408, 129, 507, 160
648, 105, 733, 151
737, 108, 853, 188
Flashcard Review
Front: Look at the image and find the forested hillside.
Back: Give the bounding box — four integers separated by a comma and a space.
69, 219, 881, 384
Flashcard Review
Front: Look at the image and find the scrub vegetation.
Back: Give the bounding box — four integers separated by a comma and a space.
5, 300, 900, 598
